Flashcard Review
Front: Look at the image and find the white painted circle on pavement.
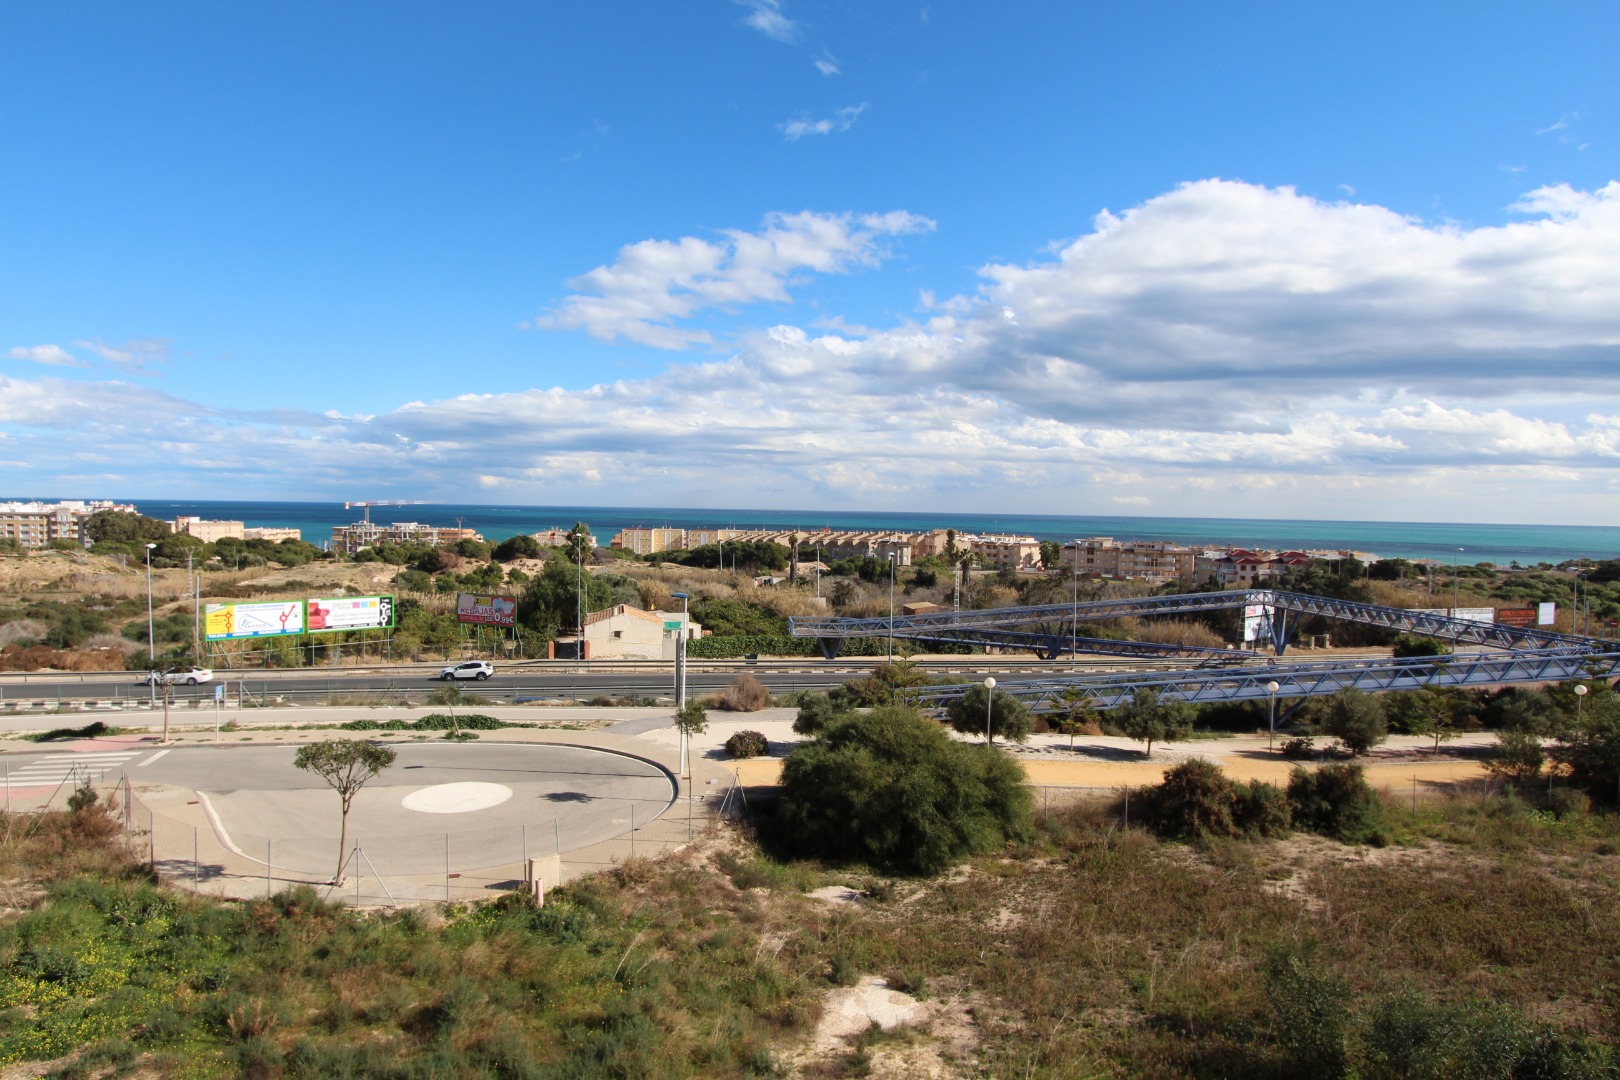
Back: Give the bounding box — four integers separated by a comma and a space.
402, 782, 513, 814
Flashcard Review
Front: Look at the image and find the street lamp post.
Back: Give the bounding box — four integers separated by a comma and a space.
671, 591, 690, 778
1574, 682, 1588, 723
1451, 547, 1464, 644
983, 676, 996, 744
1266, 680, 1281, 752
144, 543, 157, 704
1071, 543, 1079, 672
815, 546, 821, 599
887, 552, 897, 662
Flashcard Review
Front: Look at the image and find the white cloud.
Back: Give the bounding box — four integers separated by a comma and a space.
780, 102, 867, 140
5, 180, 1620, 522
737, 0, 796, 42
815, 52, 840, 76
7, 344, 84, 367
73, 337, 171, 374
535, 207, 933, 348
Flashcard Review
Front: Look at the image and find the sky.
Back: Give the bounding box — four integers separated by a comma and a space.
2, 1, 1617, 525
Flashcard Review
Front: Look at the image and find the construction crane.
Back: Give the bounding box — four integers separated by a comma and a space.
343, 499, 424, 524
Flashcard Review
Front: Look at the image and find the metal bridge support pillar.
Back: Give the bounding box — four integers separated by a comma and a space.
1270, 608, 1291, 657
817, 638, 844, 660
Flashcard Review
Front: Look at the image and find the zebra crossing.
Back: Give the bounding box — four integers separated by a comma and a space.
3, 750, 144, 789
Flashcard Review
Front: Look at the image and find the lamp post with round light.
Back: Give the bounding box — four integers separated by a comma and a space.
1575, 682, 1589, 723
1266, 680, 1281, 752
982, 676, 996, 744
1451, 547, 1464, 644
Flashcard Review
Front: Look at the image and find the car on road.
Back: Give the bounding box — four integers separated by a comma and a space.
140, 667, 215, 686
439, 660, 493, 681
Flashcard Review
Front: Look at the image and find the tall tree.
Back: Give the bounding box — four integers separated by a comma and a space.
294, 740, 397, 884
1116, 688, 1197, 758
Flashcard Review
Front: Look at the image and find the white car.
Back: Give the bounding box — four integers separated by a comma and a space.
141, 667, 215, 686
439, 660, 493, 681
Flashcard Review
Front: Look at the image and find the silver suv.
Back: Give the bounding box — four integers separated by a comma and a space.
439, 660, 493, 681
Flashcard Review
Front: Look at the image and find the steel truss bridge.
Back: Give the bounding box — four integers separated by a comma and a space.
788, 589, 1618, 712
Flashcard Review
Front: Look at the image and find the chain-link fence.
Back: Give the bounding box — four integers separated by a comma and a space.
117, 777, 735, 907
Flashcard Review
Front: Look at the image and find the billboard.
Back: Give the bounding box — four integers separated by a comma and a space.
456, 592, 517, 627
1243, 602, 1272, 644
1539, 602, 1557, 626
1495, 607, 1538, 629
205, 601, 305, 641
307, 595, 395, 634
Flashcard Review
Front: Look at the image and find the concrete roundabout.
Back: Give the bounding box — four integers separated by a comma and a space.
104, 740, 681, 885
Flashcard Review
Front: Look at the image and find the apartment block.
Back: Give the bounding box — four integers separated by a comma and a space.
173, 516, 245, 542
0, 499, 135, 549
1060, 537, 1197, 582
330, 521, 484, 554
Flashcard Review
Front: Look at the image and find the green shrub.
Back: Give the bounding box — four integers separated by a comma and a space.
1236, 778, 1292, 838
725, 730, 769, 759
1321, 689, 1388, 755
774, 705, 1034, 875
1281, 735, 1318, 760
1287, 763, 1388, 844
1141, 760, 1291, 841
1266, 951, 1351, 1078
792, 691, 856, 735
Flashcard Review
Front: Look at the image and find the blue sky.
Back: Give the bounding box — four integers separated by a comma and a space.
2, 1, 1617, 524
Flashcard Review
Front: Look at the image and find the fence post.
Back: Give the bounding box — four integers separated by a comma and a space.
522, 823, 528, 865
150, 809, 156, 868
630, 804, 635, 859
193, 826, 199, 888
445, 834, 451, 902
1123, 787, 1130, 829
267, 839, 273, 898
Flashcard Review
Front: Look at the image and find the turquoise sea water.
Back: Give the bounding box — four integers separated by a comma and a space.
106, 500, 1618, 567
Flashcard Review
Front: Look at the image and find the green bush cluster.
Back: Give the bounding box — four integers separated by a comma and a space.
724, 730, 769, 759
340, 713, 512, 732
1141, 760, 1388, 845
1140, 759, 1292, 841
773, 705, 1034, 875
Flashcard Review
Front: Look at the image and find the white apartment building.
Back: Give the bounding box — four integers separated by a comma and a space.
0, 499, 135, 548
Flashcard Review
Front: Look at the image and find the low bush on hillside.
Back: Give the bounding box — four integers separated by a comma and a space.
1288, 762, 1389, 844
773, 705, 1034, 875
1141, 759, 1292, 841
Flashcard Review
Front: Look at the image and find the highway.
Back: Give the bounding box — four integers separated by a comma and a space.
0, 652, 1370, 711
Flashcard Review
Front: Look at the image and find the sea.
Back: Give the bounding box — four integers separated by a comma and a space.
108, 500, 1618, 568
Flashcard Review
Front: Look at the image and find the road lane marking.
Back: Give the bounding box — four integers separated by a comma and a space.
134, 749, 172, 767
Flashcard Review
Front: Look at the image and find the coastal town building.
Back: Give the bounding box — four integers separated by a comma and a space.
531, 527, 598, 549
172, 516, 245, 542
609, 527, 688, 555
575, 604, 704, 660
1061, 537, 1197, 583
244, 527, 302, 542
0, 499, 135, 549
1195, 549, 1313, 587
330, 521, 484, 554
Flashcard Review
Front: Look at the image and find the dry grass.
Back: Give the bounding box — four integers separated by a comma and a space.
716, 674, 772, 712
1120, 616, 1228, 649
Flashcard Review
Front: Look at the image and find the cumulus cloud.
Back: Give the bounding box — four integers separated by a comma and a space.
780, 103, 867, 140
534, 208, 933, 348
737, 0, 796, 42
6, 344, 84, 367
5, 180, 1619, 521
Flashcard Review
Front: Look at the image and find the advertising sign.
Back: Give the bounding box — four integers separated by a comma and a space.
307, 595, 395, 634
205, 601, 304, 641
455, 592, 517, 627
1495, 608, 1538, 629
1243, 603, 1271, 644
1415, 607, 1496, 625
1539, 602, 1557, 626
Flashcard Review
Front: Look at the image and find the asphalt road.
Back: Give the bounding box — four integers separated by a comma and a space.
0, 655, 1236, 706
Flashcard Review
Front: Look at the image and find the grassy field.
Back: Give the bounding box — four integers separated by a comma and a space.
1, 783, 1617, 1077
